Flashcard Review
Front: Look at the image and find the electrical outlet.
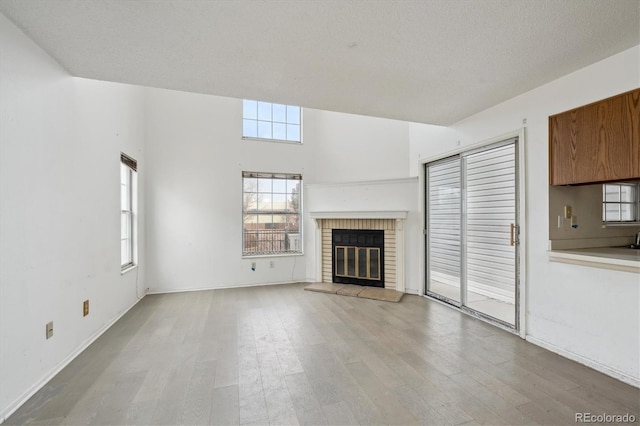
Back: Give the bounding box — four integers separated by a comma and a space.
571, 216, 578, 228
45, 321, 53, 339
251, 262, 256, 271
269, 261, 274, 268
564, 205, 572, 219
83, 300, 89, 317
557, 215, 565, 228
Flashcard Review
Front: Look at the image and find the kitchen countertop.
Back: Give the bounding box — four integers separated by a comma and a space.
548, 246, 640, 273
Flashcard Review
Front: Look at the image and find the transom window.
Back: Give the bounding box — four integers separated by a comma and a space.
121, 153, 137, 270
602, 183, 639, 223
242, 100, 301, 142
243, 171, 302, 256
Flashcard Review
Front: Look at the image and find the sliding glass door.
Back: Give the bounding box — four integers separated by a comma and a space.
425, 138, 519, 328
425, 157, 462, 304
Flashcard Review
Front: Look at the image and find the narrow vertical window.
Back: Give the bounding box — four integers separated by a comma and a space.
121, 153, 137, 270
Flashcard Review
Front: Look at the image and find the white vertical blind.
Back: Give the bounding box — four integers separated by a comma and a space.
464, 144, 516, 302
428, 158, 461, 292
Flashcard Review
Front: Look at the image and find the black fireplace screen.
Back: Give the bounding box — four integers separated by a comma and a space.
332, 229, 384, 287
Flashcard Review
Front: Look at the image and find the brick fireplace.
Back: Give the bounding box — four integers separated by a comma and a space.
310, 211, 407, 292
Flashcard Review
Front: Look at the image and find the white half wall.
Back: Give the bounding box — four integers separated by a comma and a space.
0, 15, 146, 420
410, 45, 640, 385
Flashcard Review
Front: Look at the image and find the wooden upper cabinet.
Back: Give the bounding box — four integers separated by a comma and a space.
549, 88, 640, 185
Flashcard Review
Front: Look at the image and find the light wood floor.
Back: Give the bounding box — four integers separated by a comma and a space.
7, 283, 639, 425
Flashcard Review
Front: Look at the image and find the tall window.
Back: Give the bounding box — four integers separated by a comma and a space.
121, 153, 137, 270
603, 183, 639, 223
242, 100, 301, 142
243, 171, 302, 256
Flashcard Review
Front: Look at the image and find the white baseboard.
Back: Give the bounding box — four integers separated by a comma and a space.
526, 336, 640, 388
0, 296, 146, 424
146, 280, 304, 294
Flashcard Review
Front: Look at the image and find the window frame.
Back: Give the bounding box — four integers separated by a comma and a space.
602, 182, 640, 224
242, 100, 303, 144
121, 153, 137, 271
242, 171, 303, 257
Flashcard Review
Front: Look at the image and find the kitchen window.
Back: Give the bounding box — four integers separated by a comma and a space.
602, 183, 640, 223
242, 171, 302, 256
242, 100, 301, 143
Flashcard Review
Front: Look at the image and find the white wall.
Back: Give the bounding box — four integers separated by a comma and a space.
144, 88, 415, 292
408, 123, 456, 176
0, 15, 146, 420
305, 109, 410, 183
410, 45, 640, 384
144, 88, 312, 291
549, 184, 640, 243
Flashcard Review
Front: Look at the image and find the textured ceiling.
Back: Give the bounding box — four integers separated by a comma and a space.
1, 0, 638, 125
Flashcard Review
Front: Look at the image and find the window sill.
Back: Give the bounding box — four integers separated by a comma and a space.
242, 136, 303, 145
548, 249, 639, 273
242, 252, 304, 259
121, 264, 138, 275
602, 222, 640, 228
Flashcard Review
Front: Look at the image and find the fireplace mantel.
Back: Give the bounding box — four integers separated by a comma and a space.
309, 211, 408, 220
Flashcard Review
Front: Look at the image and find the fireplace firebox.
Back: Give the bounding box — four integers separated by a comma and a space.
332, 229, 384, 287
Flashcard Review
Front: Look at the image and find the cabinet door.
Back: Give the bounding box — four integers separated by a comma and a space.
549, 110, 576, 185
550, 89, 640, 185
573, 91, 638, 183
626, 89, 640, 177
